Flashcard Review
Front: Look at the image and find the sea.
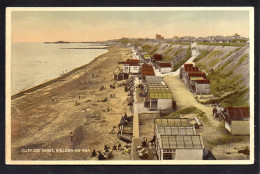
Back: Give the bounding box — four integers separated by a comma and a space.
11, 42, 108, 95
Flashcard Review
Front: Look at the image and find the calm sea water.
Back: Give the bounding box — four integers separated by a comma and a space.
11, 42, 108, 95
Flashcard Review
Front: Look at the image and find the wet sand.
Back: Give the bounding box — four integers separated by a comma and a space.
11, 46, 133, 160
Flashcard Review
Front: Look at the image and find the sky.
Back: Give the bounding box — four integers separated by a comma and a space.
10, 10, 250, 42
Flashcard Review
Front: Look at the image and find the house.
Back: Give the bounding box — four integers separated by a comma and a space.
153, 54, 163, 61
159, 62, 172, 74
154, 118, 204, 160
148, 85, 174, 111
186, 72, 207, 88
141, 64, 155, 79
224, 107, 250, 135
194, 79, 210, 94
180, 63, 210, 94
123, 59, 140, 74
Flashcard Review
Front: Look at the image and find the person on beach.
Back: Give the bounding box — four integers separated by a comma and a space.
118, 143, 121, 150
91, 150, 97, 157
70, 132, 73, 141
79, 95, 81, 100
51, 97, 55, 103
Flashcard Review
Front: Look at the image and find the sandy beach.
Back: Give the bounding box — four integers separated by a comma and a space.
11, 46, 133, 160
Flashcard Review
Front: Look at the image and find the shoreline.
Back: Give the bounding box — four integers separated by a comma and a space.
11, 49, 109, 100
10, 46, 134, 160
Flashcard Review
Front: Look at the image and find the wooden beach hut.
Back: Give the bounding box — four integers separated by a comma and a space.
224, 107, 250, 135
159, 62, 172, 74
154, 118, 204, 160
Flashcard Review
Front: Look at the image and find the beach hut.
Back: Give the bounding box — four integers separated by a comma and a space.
154, 118, 204, 160
141, 64, 155, 79
153, 54, 163, 62
148, 86, 173, 111
194, 79, 210, 94
186, 72, 207, 91
159, 62, 172, 74
224, 107, 250, 135
123, 59, 140, 74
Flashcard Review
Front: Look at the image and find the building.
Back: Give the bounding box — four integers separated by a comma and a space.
224, 107, 250, 135
154, 118, 204, 160
159, 62, 172, 74
156, 34, 164, 40
141, 64, 155, 79
123, 59, 140, 74
153, 54, 163, 61
194, 79, 210, 94
180, 63, 210, 94
148, 84, 174, 111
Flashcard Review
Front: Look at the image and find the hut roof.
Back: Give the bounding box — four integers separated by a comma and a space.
159, 62, 172, 67
226, 107, 250, 120
153, 54, 162, 61
157, 126, 195, 136
149, 92, 173, 99
160, 135, 203, 149
195, 79, 210, 84
141, 64, 155, 76
146, 76, 164, 84
188, 72, 206, 79
183, 63, 193, 69
155, 118, 191, 127
190, 77, 204, 81
125, 59, 139, 66
184, 66, 200, 72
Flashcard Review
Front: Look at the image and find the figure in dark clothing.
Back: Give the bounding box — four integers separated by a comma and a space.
91, 150, 97, 157
118, 143, 121, 150
98, 152, 105, 160
104, 145, 109, 151
124, 112, 127, 119
70, 132, 73, 141
113, 145, 117, 150
79, 95, 81, 100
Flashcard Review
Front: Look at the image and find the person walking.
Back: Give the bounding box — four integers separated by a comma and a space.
70, 132, 73, 141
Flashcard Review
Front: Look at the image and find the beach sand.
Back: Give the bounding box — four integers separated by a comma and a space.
11, 46, 133, 160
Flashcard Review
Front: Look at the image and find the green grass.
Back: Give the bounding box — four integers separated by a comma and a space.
172, 46, 191, 71
141, 44, 152, 52
220, 88, 249, 107
195, 62, 207, 71
207, 71, 244, 96
208, 50, 223, 66
193, 50, 210, 62
150, 44, 160, 54
217, 60, 233, 72
164, 47, 173, 54
197, 42, 246, 47
235, 54, 248, 68
162, 48, 184, 61
164, 106, 210, 125
207, 133, 243, 149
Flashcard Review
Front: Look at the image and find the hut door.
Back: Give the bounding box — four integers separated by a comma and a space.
151, 99, 158, 110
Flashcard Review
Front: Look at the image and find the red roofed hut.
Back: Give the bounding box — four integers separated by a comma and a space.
153, 54, 163, 61
141, 64, 155, 79
159, 62, 172, 74
123, 59, 140, 74
194, 79, 210, 94
224, 107, 250, 135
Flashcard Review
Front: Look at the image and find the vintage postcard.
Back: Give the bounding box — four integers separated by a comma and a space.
6, 7, 254, 165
